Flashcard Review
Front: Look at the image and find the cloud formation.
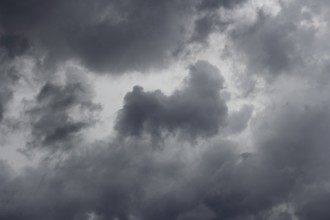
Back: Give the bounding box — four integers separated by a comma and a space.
0, 0, 251, 74
26, 72, 100, 151
0, 138, 239, 220
115, 61, 228, 140
1, 0, 330, 219
0, 34, 27, 122
0, 0, 194, 73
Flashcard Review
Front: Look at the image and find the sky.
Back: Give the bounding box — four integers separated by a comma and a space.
0, 0, 330, 219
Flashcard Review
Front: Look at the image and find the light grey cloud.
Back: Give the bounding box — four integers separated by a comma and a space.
0, 36, 26, 123
26, 74, 101, 152
226, 104, 253, 134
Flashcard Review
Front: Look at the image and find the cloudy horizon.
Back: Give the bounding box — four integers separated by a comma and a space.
0, 0, 330, 219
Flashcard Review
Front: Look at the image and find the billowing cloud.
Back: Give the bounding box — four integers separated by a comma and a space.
115, 61, 228, 140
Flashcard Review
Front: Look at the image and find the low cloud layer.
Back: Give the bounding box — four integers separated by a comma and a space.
0, 0, 249, 74
1, 0, 191, 73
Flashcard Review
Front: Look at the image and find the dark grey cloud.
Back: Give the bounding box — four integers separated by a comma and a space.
227, 1, 327, 79
192, 15, 217, 43
191, 14, 231, 44
198, 0, 247, 10
0, 39, 23, 123
231, 10, 300, 76
0, 137, 239, 220
243, 87, 330, 218
1, 0, 330, 220
0, 0, 252, 74
297, 193, 330, 220
0, 127, 289, 220
191, 0, 247, 44
0, 0, 198, 73
0, 70, 16, 122
115, 60, 228, 139
27, 76, 101, 151
0, 34, 30, 58
187, 92, 330, 219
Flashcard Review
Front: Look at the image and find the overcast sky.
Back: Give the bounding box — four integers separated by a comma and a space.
1, 0, 330, 219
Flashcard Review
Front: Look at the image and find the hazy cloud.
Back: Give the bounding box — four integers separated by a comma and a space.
27, 73, 100, 151
0, 37, 24, 122
226, 105, 253, 134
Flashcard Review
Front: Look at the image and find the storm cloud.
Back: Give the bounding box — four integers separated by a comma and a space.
1, 0, 330, 219
0, 138, 238, 220
0, 0, 195, 73
0, 0, 252, 74
115, 61, 228, 140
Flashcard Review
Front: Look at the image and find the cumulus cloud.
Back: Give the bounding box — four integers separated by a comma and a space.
115, 61, 228, 140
